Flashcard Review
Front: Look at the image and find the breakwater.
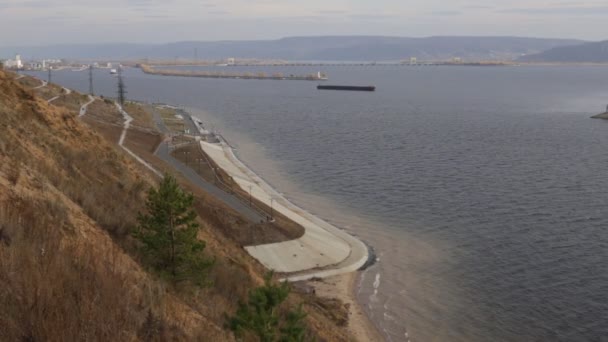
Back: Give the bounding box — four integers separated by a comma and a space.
139, 64, 328, 81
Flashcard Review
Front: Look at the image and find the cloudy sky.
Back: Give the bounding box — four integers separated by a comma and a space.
1, 0, 607, 45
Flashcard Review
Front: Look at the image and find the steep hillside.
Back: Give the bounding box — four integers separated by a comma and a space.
519, 40, 608, 63
0, 71, 353, 341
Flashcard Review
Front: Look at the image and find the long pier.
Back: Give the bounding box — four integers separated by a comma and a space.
224, 62, 513, 67
139, 64, 328, 81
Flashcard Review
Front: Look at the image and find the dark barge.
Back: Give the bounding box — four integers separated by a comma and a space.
317, 85, 376, 91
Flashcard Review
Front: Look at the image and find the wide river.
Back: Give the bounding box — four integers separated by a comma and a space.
29, 65, 608, 341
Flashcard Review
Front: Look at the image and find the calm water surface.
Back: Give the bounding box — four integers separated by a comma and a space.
30, 65, 608, 341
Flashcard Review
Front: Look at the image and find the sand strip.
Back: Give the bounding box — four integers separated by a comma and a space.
310, 273, 385, 342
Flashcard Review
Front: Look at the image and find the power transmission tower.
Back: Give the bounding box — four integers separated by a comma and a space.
88, 65, 94, 95
117, 67, 127, 105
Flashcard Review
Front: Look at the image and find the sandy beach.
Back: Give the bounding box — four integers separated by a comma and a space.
310, 273, 385, 341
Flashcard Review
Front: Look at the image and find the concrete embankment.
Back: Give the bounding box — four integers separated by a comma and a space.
195, 125, 369, 281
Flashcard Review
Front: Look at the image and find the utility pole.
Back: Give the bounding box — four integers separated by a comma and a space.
249, 185, 253, 206
117, 67, 127, 105
88, 65, 94, 95
47, 68, 52, 84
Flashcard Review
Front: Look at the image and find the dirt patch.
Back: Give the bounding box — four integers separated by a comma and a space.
124, 102, 156, 130
158, 107, 188, 134
52, 92, 90, 113
33, 83, 65, 100
15, 75, 42, 88
124, 128, 163, 155
308, 273, 385, 342
81, 117, 123, 144
86, 99, 123, 124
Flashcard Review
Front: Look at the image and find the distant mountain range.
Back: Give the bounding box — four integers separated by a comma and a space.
518, 40, 608, 63
0, 36, 586, 62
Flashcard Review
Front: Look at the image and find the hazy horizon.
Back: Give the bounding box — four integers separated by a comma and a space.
1, 0, 607, 46
0, 35, 597, 49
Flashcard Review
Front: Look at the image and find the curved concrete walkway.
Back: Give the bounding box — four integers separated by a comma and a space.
199, 140, 369, 281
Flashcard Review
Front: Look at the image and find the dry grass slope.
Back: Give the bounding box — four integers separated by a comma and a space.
0, 70, 354, 342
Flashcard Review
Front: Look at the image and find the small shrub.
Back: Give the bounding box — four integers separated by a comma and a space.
227, 273, 309, 342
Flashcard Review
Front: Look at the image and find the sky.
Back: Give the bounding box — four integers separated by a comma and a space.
0, 0, 607, 46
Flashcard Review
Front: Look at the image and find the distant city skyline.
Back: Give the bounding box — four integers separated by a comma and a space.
1, 0, 607, 46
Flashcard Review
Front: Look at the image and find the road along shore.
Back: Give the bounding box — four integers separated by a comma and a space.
190, 118, 370, 281
193, 124, 383, 340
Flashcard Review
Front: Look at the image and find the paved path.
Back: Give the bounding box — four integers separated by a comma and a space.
200, 141, 369, 280
47, 95, 60, 103
155, 142, 265, 223
48, 87, 72, 103
115, 103, 163, 178
116, 100, 369, 280
179, 108, 200, 135
149, 106, 170, 133
79, 95, 95, 117
149, 105, 265, 222
185, 110, 369, 280
32, 80, 47, 89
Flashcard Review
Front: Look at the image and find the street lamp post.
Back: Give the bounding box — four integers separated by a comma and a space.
248, 185, 253, 206
183, 150, 190, 165
270, 197, 274, 220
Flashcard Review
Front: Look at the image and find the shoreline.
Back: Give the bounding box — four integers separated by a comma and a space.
23, 67, 384, 340
186, 114, 383, 340
192, 118, 370, 278
309, 272, 385, 342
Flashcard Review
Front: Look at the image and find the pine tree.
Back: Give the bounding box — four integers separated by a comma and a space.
134, 174, 213, 285
279, 305, 307, 342
228, 273, 308, 341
